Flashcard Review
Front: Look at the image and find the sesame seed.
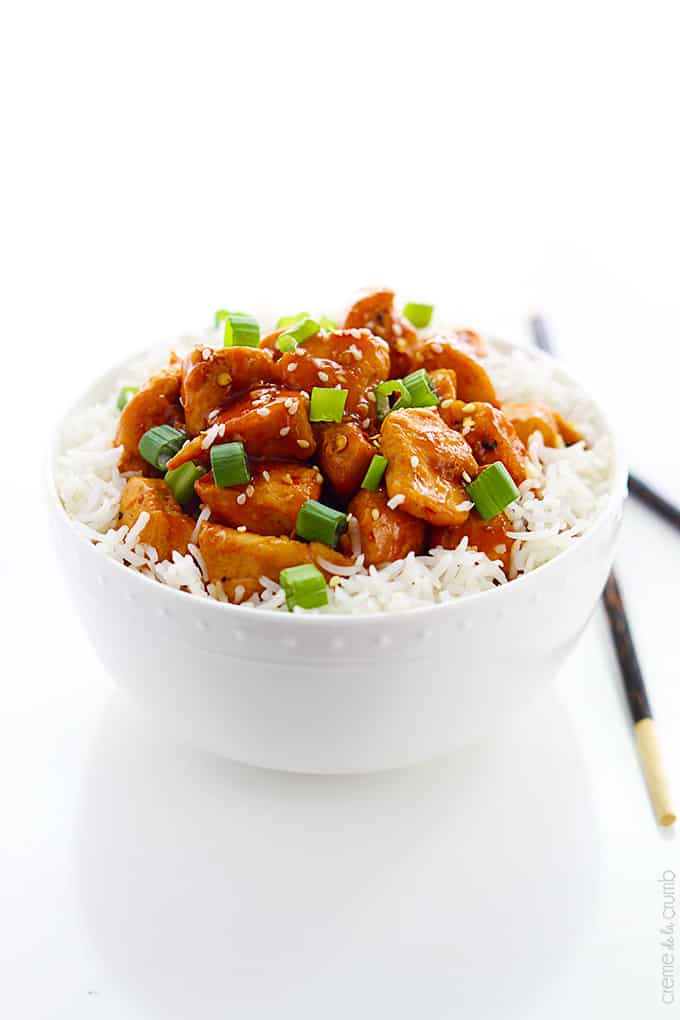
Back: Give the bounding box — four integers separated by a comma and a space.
236, 493, 247, 505
396, 340, 407, 353
494, 544, 507, 554
329, 576, 341, 588
362, 418, 371, 429
256, 407, 270, 417
367, 391, 376, 403
371, 508, 379, 520
462, 403, 477, 413
315, 472, 324, 484
288, 400, 299, 415
207, 409, 220, 422
297, 439, 310, 448
349, 345, 363, 361
217, 372, 232, 386
284, 398, 294, 409
462, 470, 472, 483
246, 485, 255, 497
335, 435, 348, 452
441, 398, 453, 409
202, 348, 211, 360
410, 455, 419, 468
236, 526, 247, 533
262, 470, 271, 481
462, 417, 474, 430
233, 584, 246, 602
287, 363, 298, 372
387, 493, 405, 509
279, 426, 290, 436
318, 371, 329, 382
431, 342, 443, 354
392, 321, 403, 337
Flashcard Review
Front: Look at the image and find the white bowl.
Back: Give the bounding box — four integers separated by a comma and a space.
47, 340, 627, 773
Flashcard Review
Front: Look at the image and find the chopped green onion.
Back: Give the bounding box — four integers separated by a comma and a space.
276, 312, 310, 329
402, 368, 440, 408
309, 387, 348, 423
403, 302, 434, 328
222, 311, 260, 348
361, 454, 389, 491
164, 461, 205, 506
276, 334, 298, 354
280, 316, 320, 344
210, 442, 251, 488
465, 462, 520, 521
138, 425, 187, 470
319, 315, 337, 331
116, 386, 138, 411
214, 309, 229, 326
279, 563, 328, 611
375, 379, 411, 421
296, 499, 348, 548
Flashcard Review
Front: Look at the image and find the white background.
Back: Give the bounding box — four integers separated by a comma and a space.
2, 1, 680, 1017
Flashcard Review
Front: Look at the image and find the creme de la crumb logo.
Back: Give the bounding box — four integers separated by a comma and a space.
660, 870, 676, 1005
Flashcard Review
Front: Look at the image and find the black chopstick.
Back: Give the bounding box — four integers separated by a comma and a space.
529, 315, 675, 826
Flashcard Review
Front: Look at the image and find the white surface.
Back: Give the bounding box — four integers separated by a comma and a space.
3, 0, 680, 1015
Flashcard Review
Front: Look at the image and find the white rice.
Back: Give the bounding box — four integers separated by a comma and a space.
55, 334, 615, 615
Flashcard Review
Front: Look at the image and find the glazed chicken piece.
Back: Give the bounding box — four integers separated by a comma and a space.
114, 363, 183, 472
381, 408, 479, 527
198, 522, 354, 585
427, 368, 458, 427
166, 387, 316, 470
181, 345, 278, 435
341, 488, 428, 566
119, 477, 197, 560
277, 328, 390, 424
502, 401, 575, 448
344, 288, 420, 377
431, 510, 513, 576
446, 401, 529, 485
316, 423, 377, 500
425, 328, 489, 358
195, 461, 322, 537
416, 336, 497, 405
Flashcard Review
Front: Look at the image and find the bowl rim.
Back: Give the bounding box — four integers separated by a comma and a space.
46, 333, 628, 627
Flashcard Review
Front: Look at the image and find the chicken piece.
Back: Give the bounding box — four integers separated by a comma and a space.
277, 328, 390, 424
181, 345, 278, 435
554, 411, 583, 446
380, 408, 479, 526
195, 461, 322, 537
431, 511, 513, 575
119, 477, 197, 560
198, 523, 354, 584
428, 368, 458, 427
343, 288, 420, 377
447, 401, 528, 485
114, 363, 183, 472
166, 387, 316, 470
424, 328, 488, 358
341, 488, 428, 566
502, 401, 569, 448
417, 336, 497, 405
316, 423, 376, 500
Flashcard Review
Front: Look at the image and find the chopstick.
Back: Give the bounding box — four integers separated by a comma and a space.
529, 315, 676, 827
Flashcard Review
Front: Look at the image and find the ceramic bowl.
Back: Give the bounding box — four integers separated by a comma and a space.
47, 340, 627, 773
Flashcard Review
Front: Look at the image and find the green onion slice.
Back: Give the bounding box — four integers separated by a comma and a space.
164, 461, 205, 506
361, 454, 389, 491
279, 563, 328, 611
214, 309, 229, 327
116, 386, 139, 411
402, 368, 440, 408
375, 379, 411, 421
309, 387, 348, 423
465, 462, 520, 521
276, 334, 298, 354
222, 311, 260, 348
319, 315, 337, 331
280, 316, 320, 344
295, 499, 348, 548
403, 302, 434, 328
210, 442, 251, 488
138, 425, 187, 470
276, 312, 310, 330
